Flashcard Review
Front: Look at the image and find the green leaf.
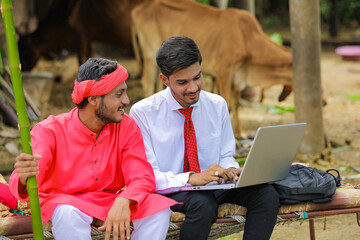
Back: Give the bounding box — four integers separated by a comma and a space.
346, 93, 360, 101
235, 157, 246, 166
198, 0, 210, 5
269, 32, 283, 45
264, 105, 295, 114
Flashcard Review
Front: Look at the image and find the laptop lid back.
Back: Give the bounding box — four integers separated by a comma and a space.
236, 123, 307, 188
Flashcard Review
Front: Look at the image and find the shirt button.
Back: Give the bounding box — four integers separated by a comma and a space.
91, 134, 93, 137
94, 160, 98, 163
95, 178, 98, 181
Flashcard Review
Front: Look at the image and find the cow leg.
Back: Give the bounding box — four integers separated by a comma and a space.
260, 88, 265, 103
133, 21, 162, 97
77, 35, 92, 65
216, 67, 245, 138
278, 85, 292, 102
141, 57, 159, 97
212, 77, 220, 95
231, 90, 245, 139
131, 24, 143, 78
230, 92, 238, 136
201, 75, 213, 93
321, 89, 327, 106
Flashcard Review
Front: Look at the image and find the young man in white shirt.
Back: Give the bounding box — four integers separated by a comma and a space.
130, 35, 280, 240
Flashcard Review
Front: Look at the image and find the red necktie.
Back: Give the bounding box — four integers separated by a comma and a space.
179, 107, 200, 173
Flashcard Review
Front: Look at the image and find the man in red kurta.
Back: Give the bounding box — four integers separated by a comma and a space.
9, 58, 177, 240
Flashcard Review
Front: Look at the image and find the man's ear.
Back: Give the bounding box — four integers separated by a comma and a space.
88, 96, 98, 106
160, 73, 170, 87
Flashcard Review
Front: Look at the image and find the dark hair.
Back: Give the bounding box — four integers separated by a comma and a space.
156, 35, 202, 78
75, 58, 118, 108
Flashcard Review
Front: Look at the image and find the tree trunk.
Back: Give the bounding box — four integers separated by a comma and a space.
232, 0, 255, 15
289, 0, 325, 153
330, 0, 339, 37
209, 0, 228, 9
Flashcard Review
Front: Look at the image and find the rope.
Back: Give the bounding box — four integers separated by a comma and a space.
227, 215, 246, 224
0, 236, 12, 240
168, 221, 180, 231
276, 217, 297, 227
91, 226, 103, 235
89, 225, 135, 240
43, 231, 55, 239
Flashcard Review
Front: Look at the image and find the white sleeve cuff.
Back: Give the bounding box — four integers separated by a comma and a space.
154, 171, 192, 191
219, 157, 240, 170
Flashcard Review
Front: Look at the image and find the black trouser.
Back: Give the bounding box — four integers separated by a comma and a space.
166, 184, 280, 240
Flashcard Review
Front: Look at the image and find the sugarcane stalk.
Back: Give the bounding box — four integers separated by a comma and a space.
0, 0, 44, 239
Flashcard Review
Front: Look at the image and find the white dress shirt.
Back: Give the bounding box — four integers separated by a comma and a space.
130, 87, 239, 193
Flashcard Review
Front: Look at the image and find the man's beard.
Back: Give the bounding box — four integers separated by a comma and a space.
95, 98, 123, 125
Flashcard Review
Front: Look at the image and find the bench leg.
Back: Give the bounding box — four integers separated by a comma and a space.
357, 213, 360, 227
309, 219, 315, 240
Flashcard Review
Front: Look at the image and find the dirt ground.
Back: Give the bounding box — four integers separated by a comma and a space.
221, 47, 360, 239
1, 45, 360, 239
220, 46, 360, 240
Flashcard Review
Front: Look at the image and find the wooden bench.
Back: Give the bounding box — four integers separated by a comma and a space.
1, 187, 360, 239
167, 187, 360, 239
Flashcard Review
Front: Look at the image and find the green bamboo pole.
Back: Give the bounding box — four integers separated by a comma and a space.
1, 0, 44, 239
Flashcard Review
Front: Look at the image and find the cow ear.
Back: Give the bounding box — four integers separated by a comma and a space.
159, 73, 169, 87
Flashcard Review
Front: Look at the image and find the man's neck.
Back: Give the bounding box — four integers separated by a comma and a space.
78, 108, 105, 137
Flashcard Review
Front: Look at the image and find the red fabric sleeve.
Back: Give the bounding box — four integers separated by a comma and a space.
9, 120, 55, 202
117, 120, 156, 205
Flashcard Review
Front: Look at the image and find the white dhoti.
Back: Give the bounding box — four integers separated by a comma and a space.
51, 204, 171, 240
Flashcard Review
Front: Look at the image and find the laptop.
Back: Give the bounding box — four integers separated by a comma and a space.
181, 123, 307, 191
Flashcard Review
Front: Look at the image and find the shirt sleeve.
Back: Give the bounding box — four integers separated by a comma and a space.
218, 100, 240, 170
118, 120, 159, 202
9, 122, 54, 201
130, 107, 190, 193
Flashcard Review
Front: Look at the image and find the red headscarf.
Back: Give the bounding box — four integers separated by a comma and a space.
72, 64, 128, 104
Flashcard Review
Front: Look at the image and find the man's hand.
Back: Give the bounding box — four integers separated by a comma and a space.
14, 153, 41, 192
98, 197, 135, 240
227, 167, 242, 182
188, 164, 237, 186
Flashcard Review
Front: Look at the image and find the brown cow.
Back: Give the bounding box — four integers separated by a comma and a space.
131, 0, 293, 137
18, 0, 144, 71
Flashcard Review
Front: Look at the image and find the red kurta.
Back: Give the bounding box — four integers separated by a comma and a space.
9, 108, 177, 223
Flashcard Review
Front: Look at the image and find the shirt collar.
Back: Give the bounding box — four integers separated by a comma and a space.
72, 108, 111, 141
165, 87, 200, 111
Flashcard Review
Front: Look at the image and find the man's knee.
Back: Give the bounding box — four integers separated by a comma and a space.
53, 204, 75, 224
262, 185, 280, 206
51, 205, 92, 240
252, 185, 280, 210
53, 204, 92, 224
133, 208, 171, 228
151, 208, 171, 225
132, 208, 171, 240
186, 193, 218, 220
